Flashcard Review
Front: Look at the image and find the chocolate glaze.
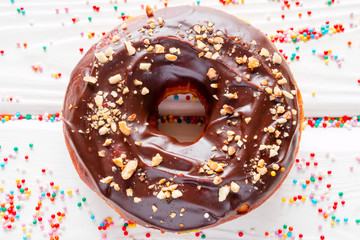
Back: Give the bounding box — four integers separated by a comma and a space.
63, 6, 302, 231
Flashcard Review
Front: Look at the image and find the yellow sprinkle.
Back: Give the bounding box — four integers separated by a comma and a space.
87, 33, 92, 39
22, 227, 26, 232
0, 212, 5, 217
328, 49, 332, 53
67, 190, 72, 195
282, 198, 286, 202
25, 194, 30, 198
107, 217, 112, 223
4, 116, 9, 121
312, 91, 316, 97
0, 187, 4, 191
16, 179, 21, 184
26, 190, 31, 194
302, 196, 306, 201
35, 211, 40, 215
58, 216, 62, 221
324, 59, 329, 65
271, 171, 276, 176
289, 198, 294, 203
331, 221, 335, 226
283, 233, 287, 238
55, 185, 59, 190
192, 96, 197, 101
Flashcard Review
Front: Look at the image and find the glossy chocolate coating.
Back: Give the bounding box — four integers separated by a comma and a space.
63, 6, 301, 231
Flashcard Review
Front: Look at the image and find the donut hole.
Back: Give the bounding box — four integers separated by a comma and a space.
157, 94, 206, 143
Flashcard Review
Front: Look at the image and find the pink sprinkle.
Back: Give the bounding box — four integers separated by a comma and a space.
16, 43, 21, 47
80, 32, 84, 37
349, 166, 354, 171
55, 9, 59, 14
65, 7, 69, 13
102, 233, 107, 239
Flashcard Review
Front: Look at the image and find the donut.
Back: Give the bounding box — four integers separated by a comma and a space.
62, 5, 303, 232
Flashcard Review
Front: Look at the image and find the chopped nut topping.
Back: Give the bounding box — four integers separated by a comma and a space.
210, 83, 218, 88
121, 160, 138, 180
152, 205, 158, 213
99, 126, 109, 135
165, 54, 177, 61
141, 87, 150, 95
231, 181, 240, 193
95, 52, 108, 64
98, 150, 105, 157
273, 52, 282, 64
218, 185, 230, 202
116, 97, 123, 105
282, 90, 294, 99
274, 86, 282, 97
83, 76, 97, 84
100, 176, 113, 184
235, 55, 247, 65
112, 35, 120, 43
105, 47, 114, 57
248, 56, 260, 69
119, 121, 131, 136
113, 157, 124, 168
257, 167, 268, 175
245, 117, 252, 124
206, 68, 217, 80
222, 104, 234, 114
260, 79, 268, 86
272, 164, 280, 170
126, 188, 133, 196
134, 79, 143, 86
108, 74, 122, 84
172, 189, 183, 199
170, 212, 177, 218
134, 197, 142, 203
139, 63, 151, 70
213, 176, 223, 184
154, 44, 165, 53
128, 114, 136, 122
145, 5, 154, 17
228, 146, 236, 156
196, 40, 206, 50
151, 153, 163, 167
278, 78, 287, 85
103, 138, 112, 146
259, 48, 270, 57
124, 41, 136, 55
110, 182, 120, 191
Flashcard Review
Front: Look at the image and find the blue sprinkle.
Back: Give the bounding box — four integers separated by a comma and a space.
311, 199, 318, 204
336, 218, 340, 223
60, 190, 65, 194
16, 214, 20, 218
0, 163, 5, 168
287, 232, 292, 237
293, 179, 297, 184
1, 119, 5, 123
10, 0, 15, 3
91, 215, 95, 220
16, 112, 21, 118
303, 32, 307, 37
100, 223, 104, 227
334, 55, 338, 60
292, 53, 296, 57
23, 237, 27, 240
174, 95, 179, 101
302, 184, 307, 189
344, 218, 348, 222
309, 29, 313, 33
41, 192, 46, 197
312, 49, 316, 54
196, 0, 200, 5
21, 10, 25, 15
10, 190, 14, 194
310, 34, 315, 38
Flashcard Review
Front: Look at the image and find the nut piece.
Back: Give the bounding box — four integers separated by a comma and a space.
134, 197, 142, 203
100, 176, 113, 184
151, 153, 163, 167
259, 48, 270, 57
139, 63, 151, 70
145, 5, 154, 17
141, 87, 150, 95
119, 121, 131, 136
165, 54, 177, 61
230, 181, 240, 193
154, 44, 165, 53
196, 40, 207, 50
248, 56, 260, 69
218, 185, 230, 202
171, 190, 183, 199
95, 52, 108, 64
83, 76, 97, 84
207, 68, 217, 80
273, 52, 282, 64
213, 176, 223, 185
112, 157, 124, 168
228, 146, 236, 156
124, 41, 136, 55
99, 126, 109, 135
121, 160, 138, 180
108, 74, 122, 84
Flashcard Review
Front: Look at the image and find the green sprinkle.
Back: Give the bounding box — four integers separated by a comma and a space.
43, 46, 47, 51
17, 8, 21, 13
201, 234, 206, 239
52, 193, 56, 198
292, 38, 297, 43
310, 177, 315, 182
324, 55, 329, 60
356, 219, 360, 224
25, 114, 31, 120
114, 6, 118, 11
16, 205, 21, 210
327, 0, 332, 5
283, 224, 287, 229
29, 143, 33, 148
332, 215, 336, 220
338, 192, 343, 197
14, 146, 19, 152
77, 202, 82, 207
33, 220, 37, 224
82, 197, 87, 202
124, 223, 128, 227
20, 188, 25, 193
295, 46, 300, 51
121, 12, 125, 16
88, 17, 92, 22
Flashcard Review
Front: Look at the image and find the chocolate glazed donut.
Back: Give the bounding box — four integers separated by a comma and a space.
63, 6, 303, 231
